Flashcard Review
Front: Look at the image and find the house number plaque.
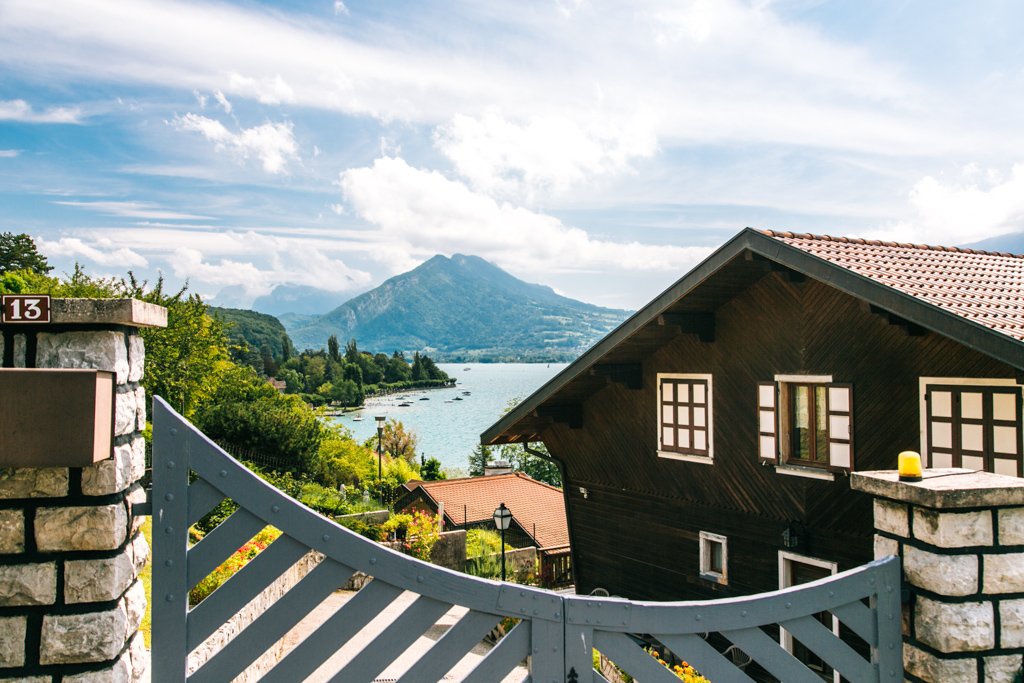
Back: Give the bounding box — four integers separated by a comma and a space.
1, 295, 51, 323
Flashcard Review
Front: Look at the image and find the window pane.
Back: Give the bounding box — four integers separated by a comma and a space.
814, 386, 828, 463
827, 386, 849, 412
931, 391, 952, 418
829, 415, 850, 440
694, 430, 706, 451
962, 423, 984, 452
931, 452, 953, 468
962, 455, 985, 470
662, 405, 674, 426
678, 383, 690, 403
662, 427, 675, 447
679, 408, 690, 426
829, 442, 851, 469
693, 407, 706, 427
662, 382, 674, 401
693, 383, 706, 404
678, 429, 690, 448
932, 422, 952, 448
994, 426, 1018, 455
759, 384, 775, 408
759, 435, 776, 459
791, 385, 811, 460
759, 409, 774, 433
994, 393, 1017, 421
962, 392, 983, 419
709, 541, 723, 573
994, 458, 1018, 477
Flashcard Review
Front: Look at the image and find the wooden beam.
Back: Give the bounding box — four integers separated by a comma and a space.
869, 305, 927, 337
657, 312, 715, 343
590, 363, 643, 390
535, 404, 584, 429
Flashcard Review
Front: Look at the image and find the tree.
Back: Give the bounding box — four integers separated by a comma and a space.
0, 232, 52, 274
500, 442, 561, 487
368, 419, 419, 463
421, 456, 446, 481
327, 335, 341, 364
468, 444, 492, 477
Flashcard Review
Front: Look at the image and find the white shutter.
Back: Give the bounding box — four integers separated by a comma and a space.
826, 383, 853, 470
757, 382, 778, 462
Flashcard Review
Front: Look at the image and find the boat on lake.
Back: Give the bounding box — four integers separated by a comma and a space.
398, 402, 412, 407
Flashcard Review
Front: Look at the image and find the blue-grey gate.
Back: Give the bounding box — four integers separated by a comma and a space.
151, 398, 902, 682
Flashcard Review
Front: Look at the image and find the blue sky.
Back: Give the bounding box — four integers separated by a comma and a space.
2, 0, 1024, 311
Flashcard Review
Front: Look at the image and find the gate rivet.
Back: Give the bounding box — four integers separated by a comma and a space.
695, 615, 702, 621
271, 505, 280, 513
170, 428, 178, 435
164, 493, 174, 501
520, 591, 526, 597
886, 586, 893, 593
417, 575, 424, 583
165, 560, 173, 567
740, 610, 747, 617
165, 594, 175, 602
219, 470, 228, 478
889, 643, 895, 650
554, 613, 560, 619
369, 558, 377, 565
869, 578, 876, 585
322, 534, 330, 542
167, 461, 175, 469
533, 610, 538, 615
785, 602, 792, 609
828, 591, 835, 598
165, 527, 174, 534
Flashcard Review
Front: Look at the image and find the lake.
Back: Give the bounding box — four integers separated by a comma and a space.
330, 363, 567, 475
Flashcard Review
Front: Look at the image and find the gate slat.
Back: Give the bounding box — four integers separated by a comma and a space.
187, 479, 225, 527
718, 627, 824, 683
659, 633, 758, 683
263, 578, 403, 683
591, 631, 681, 683
190, 558, 355, 683
186, 534, 311, 650
461, 619, 532, 683
393, 609, 500, 683
186, 508, 266, 590
832, 599, 876, 644
328, 594, 452, 683
780, 614, 873, 681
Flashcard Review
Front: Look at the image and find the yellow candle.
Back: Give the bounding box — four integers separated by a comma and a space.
898, 450, 923, 482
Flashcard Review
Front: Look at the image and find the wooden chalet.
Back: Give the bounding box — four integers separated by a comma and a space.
394, 472, 573, 587
482, 228, 1024, 609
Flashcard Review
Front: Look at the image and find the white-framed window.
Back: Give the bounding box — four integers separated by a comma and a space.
699, 531, 727, 585
778, 551, 839, 683
758, 375, 853, 476
920, 378, 1023, 477
657, 373, 713, 463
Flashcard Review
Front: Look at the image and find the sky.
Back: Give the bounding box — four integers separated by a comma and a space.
2, 0, 1024, 312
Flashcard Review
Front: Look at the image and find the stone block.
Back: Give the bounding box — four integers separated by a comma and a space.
129, 632, 149, 682
35, 504, 127, 552
36, 330, 129, 384
128, 437, 146, 483
913, 507, 993, 548
998, 507, 1024, 545
123, 580, 146, 634
873, 534, 899, 560
915, 595, 994, 651
130, 530, 149, 573
40, 603, 128, 664
903, 642, 977, 681
81, 445, 133, 497
12, 334, 26, 368
903, 545, 977, 596
985, 553, 1024, 593
115, 390, 137, 437
0, 678, 48, 683
1000, 599, 1024, 647
134, 386, 146, 431
65, 548, 136, 604
873, 499, 909, 537
127, 333, 145, 383
0, 467, 69, 499
63, 653, 132, 683
0, 509, 24, 553
0, 562, 56, 605
0, 616, 26, 667
986, 655, 1024, 682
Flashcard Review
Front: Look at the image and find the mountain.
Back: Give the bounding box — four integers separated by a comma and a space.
210, 307, 293, 361
252, 284, 357, 316
282, 254, 632, 361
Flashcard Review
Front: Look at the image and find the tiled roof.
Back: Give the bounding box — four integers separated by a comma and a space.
763, 230, 1024, 342
403, 473, 569, 550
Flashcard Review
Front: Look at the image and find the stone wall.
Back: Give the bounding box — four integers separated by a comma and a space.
0, 299, 165, 682
853, 468, 1024, 683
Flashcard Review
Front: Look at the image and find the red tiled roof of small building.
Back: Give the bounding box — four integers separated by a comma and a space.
403, 473, 569, 549
763, 230, 1024, 342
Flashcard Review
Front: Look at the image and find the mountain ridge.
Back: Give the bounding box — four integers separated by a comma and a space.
282, 254, 631, 361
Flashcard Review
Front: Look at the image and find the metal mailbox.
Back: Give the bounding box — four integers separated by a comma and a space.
0, 368, 115, 467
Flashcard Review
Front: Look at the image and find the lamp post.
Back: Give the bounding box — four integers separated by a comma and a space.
375, 415, 386, 485
493, 502, 512, 581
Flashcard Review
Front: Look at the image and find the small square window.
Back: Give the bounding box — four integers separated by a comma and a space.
699, 531, 727, 585
658, 374, 713, 462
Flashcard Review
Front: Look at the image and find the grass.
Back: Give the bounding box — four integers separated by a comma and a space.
140, 517, 152, 648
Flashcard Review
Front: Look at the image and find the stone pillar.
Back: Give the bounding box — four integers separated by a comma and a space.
0, 299, 166, 682
852, 468, 1024, 683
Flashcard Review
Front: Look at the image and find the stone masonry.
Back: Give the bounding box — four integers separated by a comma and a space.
852, 468, 1024, 683
0, 298, 165, 682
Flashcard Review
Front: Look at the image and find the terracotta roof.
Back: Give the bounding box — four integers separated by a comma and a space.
763, 230, 1024, 342
403, 473, 569, 550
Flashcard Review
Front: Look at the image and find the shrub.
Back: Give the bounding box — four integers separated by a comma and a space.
403, 511, 440, 561
188, 527, 282, 606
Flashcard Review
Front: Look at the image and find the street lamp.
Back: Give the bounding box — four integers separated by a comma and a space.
375, 415, 386, 484
493, 502, 513, 581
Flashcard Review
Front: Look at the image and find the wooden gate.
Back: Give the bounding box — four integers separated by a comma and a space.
150, 398, 902, 682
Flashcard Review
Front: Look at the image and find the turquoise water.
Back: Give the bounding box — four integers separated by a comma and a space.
331, 363, 567, 474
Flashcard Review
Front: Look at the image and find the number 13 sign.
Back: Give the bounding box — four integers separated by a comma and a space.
2, 295, 51, 323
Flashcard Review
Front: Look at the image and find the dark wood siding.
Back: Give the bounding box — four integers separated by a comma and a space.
544, 272, 1017, 600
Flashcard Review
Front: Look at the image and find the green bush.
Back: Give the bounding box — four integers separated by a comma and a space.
189, 527, 282, 606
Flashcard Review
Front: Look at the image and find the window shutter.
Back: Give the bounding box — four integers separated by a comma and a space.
757, 382, 778, 462
826, 383, 853, 470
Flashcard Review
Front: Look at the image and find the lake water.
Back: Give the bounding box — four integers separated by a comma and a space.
330, 363, 567, 475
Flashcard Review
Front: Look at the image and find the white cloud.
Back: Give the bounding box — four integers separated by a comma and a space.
53, 200, 211, 221
38, 237, 148, 267
0, 99, 81, 123
174, 114, 298, 174
192, 90, 207, 109
333, 1, 349, 17
871, 164, 1024, 246
340, 156, 710, 275
0, 149, 19, 158
213, 90, 232, 114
